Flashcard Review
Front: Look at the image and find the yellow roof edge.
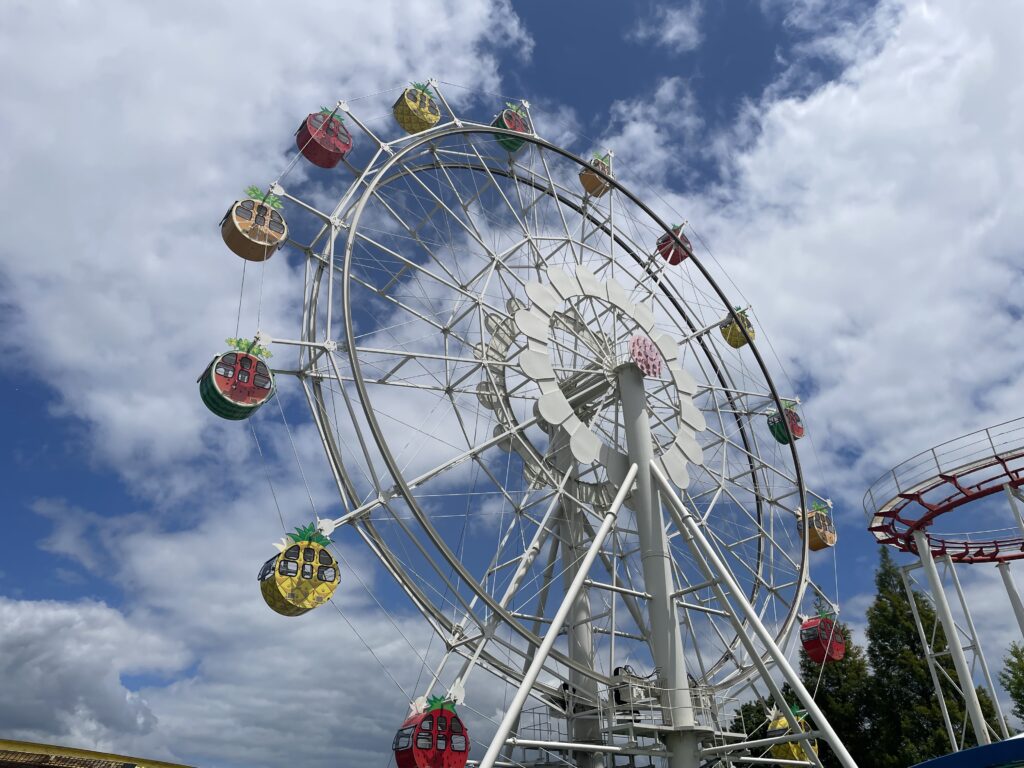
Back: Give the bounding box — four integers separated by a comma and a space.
0, 738, 195, 768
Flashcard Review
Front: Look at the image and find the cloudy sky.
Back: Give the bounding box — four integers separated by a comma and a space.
2, 0, 1024, 765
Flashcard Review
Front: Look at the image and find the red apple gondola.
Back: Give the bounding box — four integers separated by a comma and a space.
296, 107, 353, 168
656, 224, 693, 265
199, 339, 275, 420
800, 615, 846, 664
491, 103, 531, 153
393, 697, 470, 768
767, 400, 804, 445
221, 187, 288, 262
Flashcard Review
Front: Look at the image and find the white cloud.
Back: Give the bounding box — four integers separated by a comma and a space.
629, 2, 704, 54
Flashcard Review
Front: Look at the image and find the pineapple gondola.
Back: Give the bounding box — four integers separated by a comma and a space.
393, 697, 470, 768
198, 339, 275, 420
491, 102, 531, 153
579, 152, 613, 197
220, 186, 288, 262
720, 306, 755, 348
767, 709, 819, 761
258, 523, 340, 617
393, 82, 442, 134
767, 400, 805, 444
296, 107, 353, 168
656, 224, 693, 265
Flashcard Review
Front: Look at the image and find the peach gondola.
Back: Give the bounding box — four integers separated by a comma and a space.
720, 307, 755, 348
798, 501, 837, 551
579, 152, 613, 197
491, 103, 531, 153
656, 224, 693, 265
220, 187, 288, 262
296, 107, 353, 168
767, 400, 804, 445
198, 340, 275, 420
393, 83, 442, 134
393, 697, 470, 768
258, 523, 340, 617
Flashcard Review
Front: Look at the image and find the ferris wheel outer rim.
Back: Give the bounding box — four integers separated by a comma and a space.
315, 120, 811, 687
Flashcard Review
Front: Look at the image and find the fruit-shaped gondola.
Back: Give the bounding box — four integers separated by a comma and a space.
258, 523, 340, 617
767, 709, 818, 761
656, 224, 693, 265
198, 339, 275, 420
798, 500, 837, 551
393, 697, 470, 768
800, 614, 846, 663
767, 400, 804, 445
296, 107, 353, 168
221, 186, 288, 262
720, 306, 755, 349
491, 102, 531, 153
393, 82, 442, 135
579, 152, 613, 197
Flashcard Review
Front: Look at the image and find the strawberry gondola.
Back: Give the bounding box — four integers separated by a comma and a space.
296, 107, 353, 168
393, 697, 470, 768
656, 224, 693, 265
800, 614, 846, 663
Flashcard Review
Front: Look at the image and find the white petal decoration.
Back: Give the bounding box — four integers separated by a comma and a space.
678, 400, 707, 432
671, 367, 698, 395
570, 424, 602, 464
515, 309, 549, 342
525, 282, 559, 315
632, 302, 656, 331
575, 265, 602, 297
600, 445, 631, 488
538, 391, 574, 425
673, 430, 704, 465
604, 279, 632, 312
528, 339, 548, 354
519, 349, 555, 381
546, 267, 579, 299
653, 332, 679, 362
658, 448, 690, 488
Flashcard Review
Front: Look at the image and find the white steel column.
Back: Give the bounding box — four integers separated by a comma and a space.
912, 529, 991, 746
618, 364, 698, 768
478, 464, 639, 768
997, 562, 1024, 639
653, 463, 853, 768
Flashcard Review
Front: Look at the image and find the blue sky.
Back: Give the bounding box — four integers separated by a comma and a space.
2, 1, 1024, 766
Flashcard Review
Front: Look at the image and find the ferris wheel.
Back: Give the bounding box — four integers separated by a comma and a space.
203, 81, 856, 768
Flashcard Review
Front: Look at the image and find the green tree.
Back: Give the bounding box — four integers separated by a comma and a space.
1000, 641, 1024, 723
798, 625, 873, 768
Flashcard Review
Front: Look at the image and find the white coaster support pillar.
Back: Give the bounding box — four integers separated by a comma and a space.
912, 529, 991, 746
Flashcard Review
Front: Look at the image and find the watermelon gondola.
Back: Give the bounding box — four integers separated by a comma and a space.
296, 108, 353, 168
656, 224, 693, 265
491, 103, 531, 153
767, 400, 804, 445
221, 187, 288, 262
258, 523, 340, 617
393, 83, 442, 134
393, 697, 470, 768
199, 341, 275, 420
